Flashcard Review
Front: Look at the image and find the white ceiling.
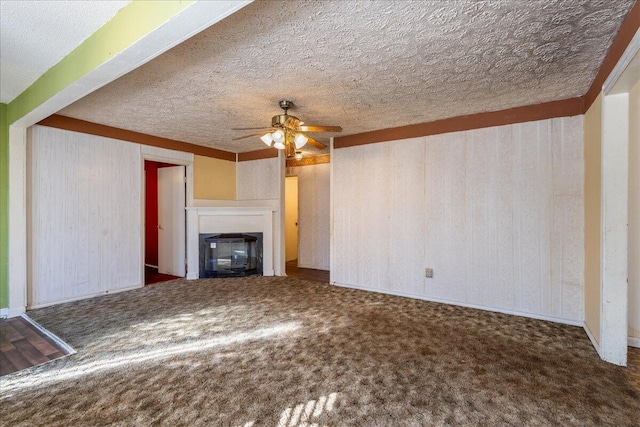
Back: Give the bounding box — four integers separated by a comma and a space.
0, 0, 130, 103
5, 0, 637, 155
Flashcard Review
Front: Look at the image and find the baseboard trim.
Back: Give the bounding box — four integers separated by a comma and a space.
21, 314, 76, 355
27, 284, 144, 310
331, 281, 583, 327
0, 306, 27, 319
583, 322, 602, 356
629, 337, 640, 348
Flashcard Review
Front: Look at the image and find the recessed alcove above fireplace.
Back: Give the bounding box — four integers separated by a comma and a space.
186, 200, 278, 279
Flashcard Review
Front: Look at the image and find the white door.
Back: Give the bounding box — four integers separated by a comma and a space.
158, 166, 186, 276
285, 176, 299, 262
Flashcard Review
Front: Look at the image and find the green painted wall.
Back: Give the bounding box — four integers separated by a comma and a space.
7, 0, 194, 124
0, 103, 8, 309
1, 1, 197, 310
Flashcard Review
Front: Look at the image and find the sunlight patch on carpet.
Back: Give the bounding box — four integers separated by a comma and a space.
277, 392, 338, 427
1, 322, 301, 396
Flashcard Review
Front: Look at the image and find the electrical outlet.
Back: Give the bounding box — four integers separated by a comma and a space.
425, 268, 433, 278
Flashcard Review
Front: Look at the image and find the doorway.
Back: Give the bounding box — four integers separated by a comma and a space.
144, 160, 186, 285
285, 176, 299, 263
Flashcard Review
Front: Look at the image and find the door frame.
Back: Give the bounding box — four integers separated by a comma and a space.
140, 147, 194, 286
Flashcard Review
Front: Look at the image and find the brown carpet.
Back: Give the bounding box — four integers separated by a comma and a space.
1, 277, 638, 426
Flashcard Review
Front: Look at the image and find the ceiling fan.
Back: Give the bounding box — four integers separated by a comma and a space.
232, 100, 342, 158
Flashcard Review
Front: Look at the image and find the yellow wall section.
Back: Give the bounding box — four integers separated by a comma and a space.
193, 155, 236, 200
628, 80, 640, 342
583, 94, 602, 344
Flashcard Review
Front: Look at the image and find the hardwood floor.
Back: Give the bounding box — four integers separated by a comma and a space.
285, 259, 330, 283
0, 316, 71, 376
627, 346, 640, 393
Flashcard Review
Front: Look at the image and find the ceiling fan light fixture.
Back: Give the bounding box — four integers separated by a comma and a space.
260, 133, 273, 146
294, 133, 308, 149
295, 151, 303, 160
272, 130, 285, 144
273, 141, 285, 150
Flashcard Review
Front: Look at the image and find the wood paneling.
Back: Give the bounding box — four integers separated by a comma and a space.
236, 157, 280, 200
334, 98, 584, 148
28, 126, 142, 307
332, 116, 585, 323
38, 114, 236, 161
290, 164, 330, 271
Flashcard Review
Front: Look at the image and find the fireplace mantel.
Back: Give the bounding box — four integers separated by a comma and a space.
186, 200, 278, 279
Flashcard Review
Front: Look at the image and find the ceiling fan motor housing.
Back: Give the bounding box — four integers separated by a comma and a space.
271, 114, 299, 128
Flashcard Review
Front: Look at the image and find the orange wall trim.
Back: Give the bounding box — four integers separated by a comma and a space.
237, 148, 278, 161
334, 97, 584, 149
584, 1, 640, 111
37, 114, 236, 161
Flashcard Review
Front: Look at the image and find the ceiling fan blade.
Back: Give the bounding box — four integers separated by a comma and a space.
297, 125, 342, 133
303, 134, 327, 149
231, 127, 270, 131
232, 132, 271, 141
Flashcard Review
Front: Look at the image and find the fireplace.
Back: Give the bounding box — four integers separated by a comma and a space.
199, 233, 263, 278
186, 203, 278, 279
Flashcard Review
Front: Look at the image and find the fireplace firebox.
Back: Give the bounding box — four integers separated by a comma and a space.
199, 233, 263, 278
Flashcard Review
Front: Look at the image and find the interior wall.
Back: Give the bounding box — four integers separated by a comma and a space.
28, 125, 142, 307
236, 158, 280, 200
583, 94, 603, 344
236, 156, 284, 275
0, 103, 8, 310
290, 163, 330, 271
193, 155, 236, 200
333, 116, 585, 324
145, 161, 160, 267
284, 176, 298, 262
628, 80, 640, 346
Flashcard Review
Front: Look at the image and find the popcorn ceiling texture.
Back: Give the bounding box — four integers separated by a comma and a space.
0, 0, 130, 103
60, 0, 636, 153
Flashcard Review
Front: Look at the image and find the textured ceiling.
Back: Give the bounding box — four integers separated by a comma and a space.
0, 0, 130, 103
60, 0, 636, 154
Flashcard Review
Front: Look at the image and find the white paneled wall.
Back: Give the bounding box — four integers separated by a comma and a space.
291, 163, 330, 271
236, 157, 285, 274
236, 158, 280, 200
332, 116, 584, 324
28, 126, 142, 307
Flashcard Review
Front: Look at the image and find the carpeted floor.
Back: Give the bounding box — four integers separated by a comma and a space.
1, 277, 638, 426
